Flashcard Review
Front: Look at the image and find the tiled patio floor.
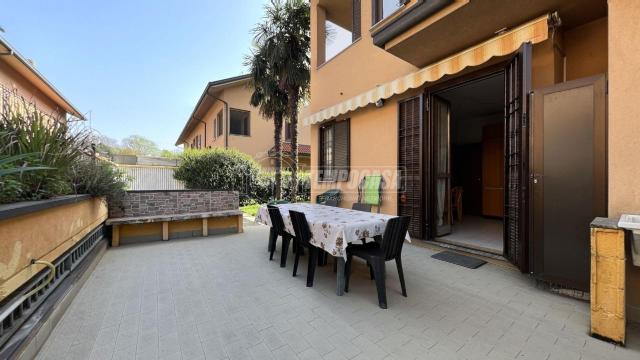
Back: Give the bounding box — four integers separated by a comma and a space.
37, 220, 640, 360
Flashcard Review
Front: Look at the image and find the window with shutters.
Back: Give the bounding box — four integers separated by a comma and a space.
285, 122, 295, 141
319, 119, 350, 182
230, 109, 250, 136
321, 0, 361, 64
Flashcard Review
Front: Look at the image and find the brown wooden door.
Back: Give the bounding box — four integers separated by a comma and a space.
530, 75, 607, 291
482, 124, 504, 217
398, 96, 424, 239
504, 43, 532, 272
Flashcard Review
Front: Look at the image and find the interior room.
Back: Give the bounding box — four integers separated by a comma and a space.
435, 73, 505, 255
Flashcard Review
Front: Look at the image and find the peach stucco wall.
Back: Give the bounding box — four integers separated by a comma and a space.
608, 0, 640, 322
0, 59, 67, 120
0, 197, 107, 300
182, 81, 311, 169
310, 0, 418, 114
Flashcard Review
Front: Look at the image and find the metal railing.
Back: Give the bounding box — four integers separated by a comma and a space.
0, 225, 105, 348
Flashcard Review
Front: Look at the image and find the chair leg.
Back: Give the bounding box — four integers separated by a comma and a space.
344, 254, 352, 292
306, 247, 318, 287
292, 243, 301, 277
368, 263, 375, 280
280, 235, 291, 268
371, 259, 387, 309
395, 256, 407, 297
268, 227, 277, 260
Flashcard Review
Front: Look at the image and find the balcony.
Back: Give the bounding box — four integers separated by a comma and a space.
373, 0, 607, 67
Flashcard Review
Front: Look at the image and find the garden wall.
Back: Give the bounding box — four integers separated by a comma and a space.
0, 195, 108, 300
109, 190, 239, 218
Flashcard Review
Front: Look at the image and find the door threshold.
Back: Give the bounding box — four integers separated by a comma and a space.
417, 239, 516, 270
434, 236, 503, 256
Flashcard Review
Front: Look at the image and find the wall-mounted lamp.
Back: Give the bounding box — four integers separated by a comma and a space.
375, 99, 385, 108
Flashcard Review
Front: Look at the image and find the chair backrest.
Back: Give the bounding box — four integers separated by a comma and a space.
380, 216, 411, 260
351, 202, 372, 212
267, 205, 286, 235
289, 210, 313, 245
324, 198, 339, 207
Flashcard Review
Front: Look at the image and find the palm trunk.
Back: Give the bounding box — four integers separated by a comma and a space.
273, 111, 283, 200
288, 90, 299, 202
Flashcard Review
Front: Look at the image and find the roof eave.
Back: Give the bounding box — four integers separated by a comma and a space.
0, 36, 85, 120
175, 74, 251, 146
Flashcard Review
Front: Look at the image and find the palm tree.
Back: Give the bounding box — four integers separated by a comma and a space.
254, 0, 310, 202
246, 45, 289, 200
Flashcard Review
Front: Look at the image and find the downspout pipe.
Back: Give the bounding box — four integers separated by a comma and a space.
206, 90, 230, 149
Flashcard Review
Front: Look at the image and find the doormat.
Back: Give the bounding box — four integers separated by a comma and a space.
431, 251, 487, 269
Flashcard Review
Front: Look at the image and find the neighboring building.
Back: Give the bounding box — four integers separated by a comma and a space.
307, 0, 640, 320
0, 36, 84, 121
175, 75, 311, 170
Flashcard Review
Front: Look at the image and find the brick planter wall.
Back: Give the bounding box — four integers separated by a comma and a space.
109, 190, 239, 218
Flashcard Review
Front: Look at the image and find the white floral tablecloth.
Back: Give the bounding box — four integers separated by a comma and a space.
255, 203, 410, 259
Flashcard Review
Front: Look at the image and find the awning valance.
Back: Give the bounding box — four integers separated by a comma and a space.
305, 14, 550, 125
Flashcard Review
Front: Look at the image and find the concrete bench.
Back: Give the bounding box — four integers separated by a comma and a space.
106, 210, 243, 246
106, 190, 243, 246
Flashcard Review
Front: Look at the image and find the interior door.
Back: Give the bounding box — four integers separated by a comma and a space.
504, 43, 532, 272
530, 75, 607, 291
431, 96, 452, 237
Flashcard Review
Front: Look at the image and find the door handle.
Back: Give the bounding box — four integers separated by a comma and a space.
531, 174, 543, 184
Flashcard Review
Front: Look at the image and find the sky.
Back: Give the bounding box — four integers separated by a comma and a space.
1, 0, 270, 150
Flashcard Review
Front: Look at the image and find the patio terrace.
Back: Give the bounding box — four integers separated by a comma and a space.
36, 220, 639, 360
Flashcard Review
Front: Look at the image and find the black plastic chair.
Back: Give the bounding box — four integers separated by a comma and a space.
324, 198, 339, 207
351, 202, 372, 212
289, 210, 318, 287
344, 216, 410, 309
268, 205, 293, 268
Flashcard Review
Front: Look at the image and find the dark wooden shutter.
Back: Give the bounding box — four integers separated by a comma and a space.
398, 97, 423, 239
352, 0, 361, 41
334, 120, 350, 182
504, 43, 532, 272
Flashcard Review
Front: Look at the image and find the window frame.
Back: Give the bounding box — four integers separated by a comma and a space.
318, 119, 350, 183
285, 122, 295, 141
371, 0, 409, 26
229, 108, 251, 136
216, 111, 223, 138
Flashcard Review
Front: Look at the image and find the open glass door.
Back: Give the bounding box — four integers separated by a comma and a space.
432, 96, 452, 237
504, 43, 532, 272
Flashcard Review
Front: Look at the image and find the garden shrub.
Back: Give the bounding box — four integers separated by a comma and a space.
0, 108, 128, 205
174, 148, 261, 204
0, 109, 89, 202
174, 148, 310, 204
69, 158, 129, 204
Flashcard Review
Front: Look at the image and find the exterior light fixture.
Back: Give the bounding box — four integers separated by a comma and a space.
375, 99, 384, 108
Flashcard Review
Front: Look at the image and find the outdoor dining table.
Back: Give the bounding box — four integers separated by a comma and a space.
255, 203, 411, 296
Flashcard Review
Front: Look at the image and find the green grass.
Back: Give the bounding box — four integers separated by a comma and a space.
240, 203, 262, 217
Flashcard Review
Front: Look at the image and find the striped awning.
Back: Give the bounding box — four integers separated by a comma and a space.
305, 14, 550, 125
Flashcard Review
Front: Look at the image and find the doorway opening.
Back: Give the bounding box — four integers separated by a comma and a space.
430, 73, 505, 255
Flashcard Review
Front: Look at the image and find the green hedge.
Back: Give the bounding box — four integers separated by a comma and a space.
174, 148, 310, 204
